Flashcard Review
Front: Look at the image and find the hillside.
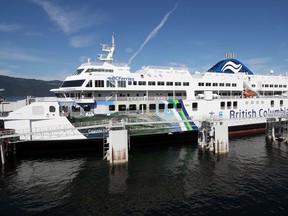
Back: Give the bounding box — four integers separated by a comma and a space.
0, 75, 62, 97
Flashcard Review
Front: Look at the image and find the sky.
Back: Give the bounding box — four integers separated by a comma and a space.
1, 0, 288, 81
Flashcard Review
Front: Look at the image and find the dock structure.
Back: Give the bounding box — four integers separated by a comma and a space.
103, 120, 129, 164
0, 116, 277, 165
197, 118, 229, 153
265, 114, 288, 144
0, 129, 18, 164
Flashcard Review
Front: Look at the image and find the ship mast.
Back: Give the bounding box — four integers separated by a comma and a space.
98, 33, 115, 63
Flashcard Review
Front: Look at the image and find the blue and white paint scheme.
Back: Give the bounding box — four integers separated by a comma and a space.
2, 34, 288, 141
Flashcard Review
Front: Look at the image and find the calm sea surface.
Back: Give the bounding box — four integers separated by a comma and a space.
1, 134, 288, 215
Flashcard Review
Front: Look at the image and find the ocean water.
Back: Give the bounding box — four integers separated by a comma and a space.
1, 134, 288, 215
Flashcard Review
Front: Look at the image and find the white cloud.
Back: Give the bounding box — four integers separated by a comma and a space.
0, 23, 23, 32
168, 62, 187, 68
0, 48, 45, 62
31, 0, 106, 35
69, 34, 99, 48
244, 57, 285, 74
125, 48, 133, 53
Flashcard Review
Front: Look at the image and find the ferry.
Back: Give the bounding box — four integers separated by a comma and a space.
2, 34, 288, 140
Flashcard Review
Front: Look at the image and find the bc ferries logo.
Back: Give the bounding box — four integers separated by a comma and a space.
221, 61, 242, 73
107, 76, 134, 81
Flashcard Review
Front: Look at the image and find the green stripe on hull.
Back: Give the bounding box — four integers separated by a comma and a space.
167, 99, 192, 131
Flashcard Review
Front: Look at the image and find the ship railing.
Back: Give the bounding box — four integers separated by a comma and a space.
105, 96, 186, 101
0, 129, 16, 137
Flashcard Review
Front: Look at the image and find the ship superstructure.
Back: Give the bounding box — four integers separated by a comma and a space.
2, 35, 288, 140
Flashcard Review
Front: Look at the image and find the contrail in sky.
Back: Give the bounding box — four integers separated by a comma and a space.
128, 4, 178, 65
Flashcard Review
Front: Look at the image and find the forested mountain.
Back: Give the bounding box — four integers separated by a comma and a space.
0, 75, 62, 97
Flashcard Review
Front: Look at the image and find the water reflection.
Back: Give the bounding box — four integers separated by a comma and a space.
109, 163, 128, 194
1, 135, 288, 215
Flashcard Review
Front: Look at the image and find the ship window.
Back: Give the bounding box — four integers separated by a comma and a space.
232, 83, 237, 87
233, 101, 238, 109
118, 80, 126, 87
95, 80, 104, 87
226, 83, 231, 87
86, 80, 93, 87
220, 101, 225, 109
175, 82, 181, 86
148, 81, 156, 85
86, 68, 113, 73
279, 85, 282, 88
183, 82, 189, 86
133, 81, 137, 85
275, 84, 278, 88
85, 93, 92, 98
227, 101, 231, 109
198, 82, 204, 86
284, 85, 287, 88
71, 105, 80, 112
220, 83, 224, 87
83, 105, 91, 112
159, 103, 165, 111
280, 100, 283, 107
265, 84, 269, 87
139, 104, 147, 111
271, 100, 274, 107
70, 93, 75, 98
252, 84, 256, 87
61, 105, 69, 113
129, 104, 137, 111
175, 92, 182, 96
49, 106, 56, 112
168, 103, 174, 109
138, 81, 146, 85
213, 83, 218, 87
205, 83, 211, 86
128, 81, 132, 85
149, 104, 156, 111
109, 105, 115, 111
61, 79, 85, 87
168, 92, 173, 97
166, 82, 173, 86
118, 104, 126, 111
157, 81, 165, 86
270, 84, 273, 87
192, 102, 198, 111
107, 80, 115, 87
176, 103, 182, 110
73, 69, 84, 75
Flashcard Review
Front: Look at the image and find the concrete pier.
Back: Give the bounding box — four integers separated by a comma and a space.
107, 129, 128, 164
265, 115, 288, 144
198, 119, 229, 154
103, 122, 129, 164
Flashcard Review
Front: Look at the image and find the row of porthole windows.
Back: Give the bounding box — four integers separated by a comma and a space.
220, 101, 238, 110
221, 100, 284, 110
88, 80, 190, 88
244, 100, 284, 107
198, 82, 237, 87
262, 84, 287, 88
109, 103, 181, 112
108, 102, 199, 112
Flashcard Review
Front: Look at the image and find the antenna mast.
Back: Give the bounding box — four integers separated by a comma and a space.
98, 33, 115, 63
